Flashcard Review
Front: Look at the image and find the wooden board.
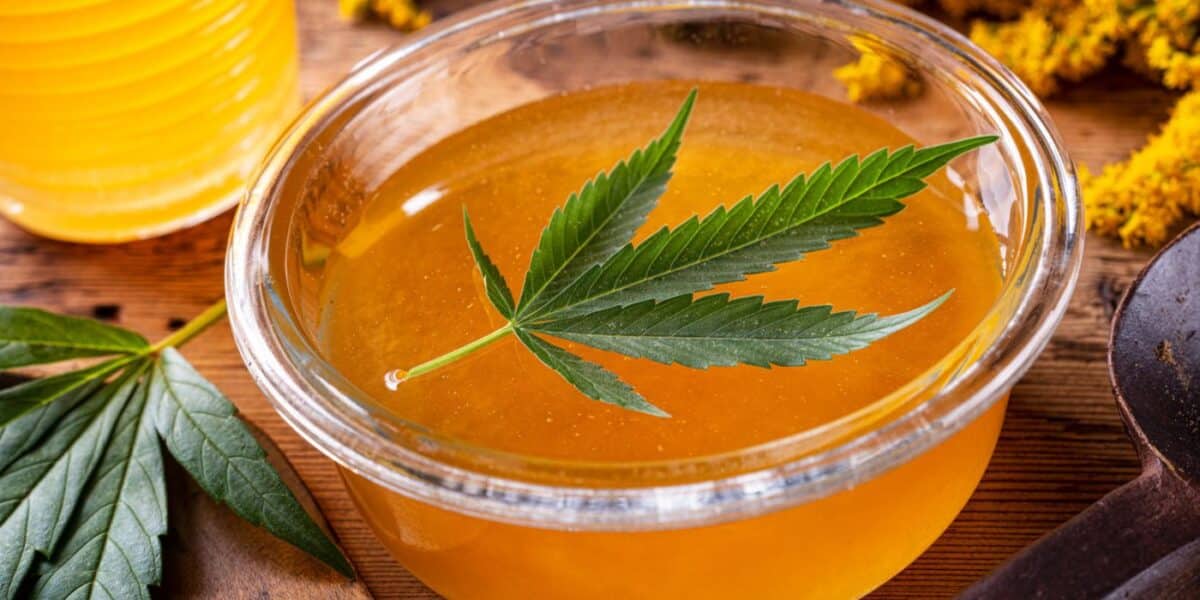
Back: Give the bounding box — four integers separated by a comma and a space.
0, 0, 1183, 597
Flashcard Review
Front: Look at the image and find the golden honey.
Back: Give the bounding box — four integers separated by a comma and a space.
320, 81, 1006, 598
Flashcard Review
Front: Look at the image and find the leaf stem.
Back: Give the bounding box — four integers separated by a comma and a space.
149, 299, 229, 354
389, 322, 514, 385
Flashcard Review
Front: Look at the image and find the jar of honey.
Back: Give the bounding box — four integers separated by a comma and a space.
0, 0, 299, 243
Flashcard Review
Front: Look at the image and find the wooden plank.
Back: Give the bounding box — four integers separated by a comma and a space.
0, 0, 1184, 597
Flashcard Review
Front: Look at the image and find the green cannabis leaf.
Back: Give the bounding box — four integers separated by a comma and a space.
515, 329, 667, 417
464, 208, 516, 319
0, 359, 130, 428
0, 303, 353, 599
391, 90, 998, 416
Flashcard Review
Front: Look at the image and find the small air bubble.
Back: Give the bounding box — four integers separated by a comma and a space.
384, 369, 407, 391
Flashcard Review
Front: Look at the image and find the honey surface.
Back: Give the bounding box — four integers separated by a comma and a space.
318, 81, 1004, 462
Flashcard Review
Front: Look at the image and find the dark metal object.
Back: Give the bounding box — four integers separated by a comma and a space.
1104, 538, 1200, 599
962, 223, 1200, 599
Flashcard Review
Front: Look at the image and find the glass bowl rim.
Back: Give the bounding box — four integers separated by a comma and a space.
225, 0, 1082, 530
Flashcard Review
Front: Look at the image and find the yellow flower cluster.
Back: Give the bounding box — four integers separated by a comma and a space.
833, 41, 923, 102
1083, 91, 1200, 246
1133, 0, 1200, 89
970, 0, 1121, 96
339, 0, 431, 32
836, 0, 1200, 246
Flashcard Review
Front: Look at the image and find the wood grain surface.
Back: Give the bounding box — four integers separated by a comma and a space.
0, 1, 1183, 597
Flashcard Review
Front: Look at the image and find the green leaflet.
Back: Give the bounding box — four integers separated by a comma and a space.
530, 292, 951, 369
0, 366, 141, 599
147, 348, 354, 578
514, 329, 666, 417
0, 380, 93, 473
521, 137, 997, 320
32, 379, 165, 600
515, 90, 696, 318
464, 208, 516, 319
0, 358, 131, 428
0, 307, 148, 369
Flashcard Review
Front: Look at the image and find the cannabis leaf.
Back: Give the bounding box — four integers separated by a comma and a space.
464, 208, 516, 319
0, 368, 141, 598
0, 382, 97, 473
0, 304, 352, 599
394, 90, 997, 417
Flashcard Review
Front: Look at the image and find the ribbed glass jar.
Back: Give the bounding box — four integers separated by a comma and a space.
0, 0, 299, 243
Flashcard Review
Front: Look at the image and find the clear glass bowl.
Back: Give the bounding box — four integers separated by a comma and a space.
225, 0, 1081, 597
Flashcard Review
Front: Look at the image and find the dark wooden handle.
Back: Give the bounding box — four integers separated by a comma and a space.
960, 467, 1200, 600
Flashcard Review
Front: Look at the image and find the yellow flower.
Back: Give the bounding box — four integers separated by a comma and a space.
969, 0, 1121, 95
339, 0, 371, 20
833, 42, 922, 102
1083, 90, 1200, 247
339, 0, 431, 32
1134, 0, 1200, 89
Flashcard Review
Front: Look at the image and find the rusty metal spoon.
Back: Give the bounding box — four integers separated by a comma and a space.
962, 223, 1200, 599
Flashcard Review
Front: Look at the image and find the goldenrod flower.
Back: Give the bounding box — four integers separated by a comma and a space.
1133, 0, 1200, 89
969, 1, 1121, 96
339, 0, 431, 32
1083, 90, 1200, 247
339, 0, 371, 21
833, 42, 922, 102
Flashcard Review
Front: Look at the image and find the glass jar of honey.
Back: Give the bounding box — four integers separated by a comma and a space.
0, 0, 299, 243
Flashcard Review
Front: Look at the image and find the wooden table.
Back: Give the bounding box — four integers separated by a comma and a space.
0, 1, 1180, 597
